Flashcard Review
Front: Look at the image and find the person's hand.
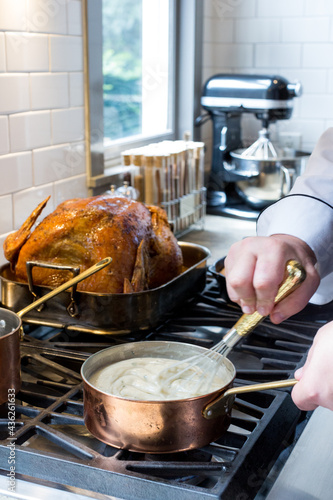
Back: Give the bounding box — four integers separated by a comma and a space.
224, 234, 320, 323
292, 322, 333, 411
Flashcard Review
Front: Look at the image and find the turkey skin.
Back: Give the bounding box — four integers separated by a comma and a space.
3, 195, 183, 294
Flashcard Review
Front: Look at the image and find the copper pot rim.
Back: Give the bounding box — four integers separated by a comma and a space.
81, 340, 237, 404
0, 307, 22, 340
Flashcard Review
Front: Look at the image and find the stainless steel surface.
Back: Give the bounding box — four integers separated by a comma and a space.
201, 95, 295, 110
180, 215, 256, 263
0, 474, 121, 500
229, 149, 310, 209
16, 257, 112, 318
240, 128, 279, 159
266, 407, 333, 500
0, 242, 210, 334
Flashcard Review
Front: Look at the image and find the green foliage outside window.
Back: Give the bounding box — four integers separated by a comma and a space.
102, 0, 143, 140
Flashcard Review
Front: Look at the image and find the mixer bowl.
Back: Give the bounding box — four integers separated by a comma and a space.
230, 149, 310, 209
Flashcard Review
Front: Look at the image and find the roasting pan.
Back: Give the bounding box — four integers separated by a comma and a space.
0, 242, 210, 335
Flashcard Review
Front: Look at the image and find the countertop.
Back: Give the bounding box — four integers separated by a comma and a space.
179, 214, 256, 264
266, 406, 333, 500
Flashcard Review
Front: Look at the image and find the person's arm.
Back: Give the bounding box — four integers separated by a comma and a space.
225, 127, 333, 321
292, 321, 333, 411
258, 127, 333, 282
224, 233, 319, 322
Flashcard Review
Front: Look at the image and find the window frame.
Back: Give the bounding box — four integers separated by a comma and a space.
83, 0, 203, 194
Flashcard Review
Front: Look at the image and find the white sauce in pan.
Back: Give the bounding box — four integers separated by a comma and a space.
89, 357, 230, 400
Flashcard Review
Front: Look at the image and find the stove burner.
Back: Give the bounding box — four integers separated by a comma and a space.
0, 278, 320, 499
228, 351, 263, 371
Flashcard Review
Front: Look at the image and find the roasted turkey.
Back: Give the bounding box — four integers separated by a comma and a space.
3, 195, 183, 293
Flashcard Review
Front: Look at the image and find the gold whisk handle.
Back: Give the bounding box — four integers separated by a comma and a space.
223, 259, 306, 344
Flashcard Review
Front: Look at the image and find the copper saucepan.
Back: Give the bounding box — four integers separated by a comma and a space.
81, 259, 304, 453
81, 340, 297, 454
0, 257, 112, 405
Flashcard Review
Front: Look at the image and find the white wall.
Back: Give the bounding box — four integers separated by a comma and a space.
201, 0, 333, 162
0, 0, 87, 267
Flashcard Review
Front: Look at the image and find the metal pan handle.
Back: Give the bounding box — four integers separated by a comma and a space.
203, 378, 297, 420
26, 261, 81, 316
279, 164, 292, 197
17, 257, 112, 319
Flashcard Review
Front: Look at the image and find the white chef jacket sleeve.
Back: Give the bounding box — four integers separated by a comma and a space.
257, 127, 333, 305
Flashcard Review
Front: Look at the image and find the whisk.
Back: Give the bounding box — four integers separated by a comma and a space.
241, 128, 279, 159
159, 260, 306, 395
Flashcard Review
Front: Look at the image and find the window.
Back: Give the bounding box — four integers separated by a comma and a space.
103, 0, 174, 150
85, 0, 203, 191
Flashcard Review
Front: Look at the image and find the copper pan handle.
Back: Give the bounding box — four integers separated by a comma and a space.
203, 378, 298, 420
221, 260, 306, 352
17, 257, 112, 318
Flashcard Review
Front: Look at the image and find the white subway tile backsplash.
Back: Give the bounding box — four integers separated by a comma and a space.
325, 121, 333, 131
13, 185, 54, 229
0, 116, 9, 154
30, 73, 69, 110
202, 1, 333, 153
289, 97, 301, 120
0, 33, 5, 72
33, 142, 86, 186
0, 195, 13, 234
277, 119, 326, 150
202, 67, 233, 83
0, 152, 32, 196
235, 18, 280, 43
0, 234, 9, 267
6, 32, 49, 72
63, 141, 86, 175
280, 69, 328, 94
0, 0, 27, 31
50, 35, 83, 72
300, 94, 333, 119
69, 72, 84, 106
255, 44, 302, 68
27, 0, 67, 35
257, 0, 305, 17
9, 111, 51, 152
327, 69, 333, 93
203, 43, 253, 69
204, 0, 256, 19
203, 17, 233, 43
51, 107, 85, 144
0, 74, 30, 114
54, 173, 88, 206
67, 0, 83, 36
305, 0, 333, 16
303, 44, 333, 68
282, 17, 330, 43
0, 1, 87, 251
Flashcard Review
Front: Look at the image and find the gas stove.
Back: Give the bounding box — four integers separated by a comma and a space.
0, 277, 324, 500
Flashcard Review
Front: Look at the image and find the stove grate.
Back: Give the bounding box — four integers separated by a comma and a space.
0, 280, 321, 499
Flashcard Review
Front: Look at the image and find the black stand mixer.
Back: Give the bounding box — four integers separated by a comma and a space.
196, 74, 308, 219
